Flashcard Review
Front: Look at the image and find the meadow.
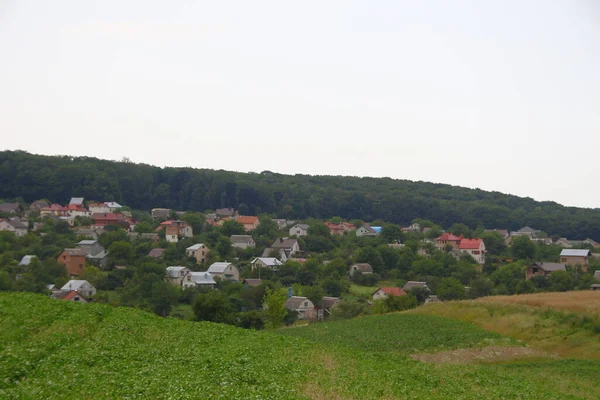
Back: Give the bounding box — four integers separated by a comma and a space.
2, 292, 600, 399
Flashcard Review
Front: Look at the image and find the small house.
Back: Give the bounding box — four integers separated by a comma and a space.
207, 262, 239, 281
57, 248, 87, 277
60, 280, 97, 297
560, 249, 591, 271
0, 218, 28, 236
242, 278, 263, 287
526, 262, 567, 280
459, 238, 486, 264
372, 287, 406, 301
289, 224, 309, 237
236, 216, 260, 232
186, 243, 209, 264
435, 233, 461, 249
165, 266, 191, 286
349, 263, 373, 277
284, 296, 315, 320
356, 224, 379, 237
251, 257, 283, 271
402, 281, 429, 292
182, 272, 216, 289
230, 235, 256, 249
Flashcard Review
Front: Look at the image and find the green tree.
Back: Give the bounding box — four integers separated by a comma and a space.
437, 277, 465, 300
193, 290, 235, 323
511, 236, 537, 260
262, 288, 287, 329
220, 220, 246, 236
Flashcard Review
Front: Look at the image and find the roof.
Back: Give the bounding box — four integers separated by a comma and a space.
62, 248, 86, 257
166, 266, 189, 277
186, 243, 206, 251
92, 213, 125, 221
351, 263, 373, 273
374, 287, 407, 297
595, 271, 600, 280
61, 291, 88, 301
7, 219, 27, 229
270, 238, 298, 249
77, 240, 97, 245
236, 215, 259, 224
230, 235, 254, 243
252, 257, 283, 267
30, 200, 50, 209
518, 226, 538, 233
322, 297, 340, 309
293, 224, 310, 230
436, 233, 461, 241
0, 203, 21, 213
243, 279, 263, 287
459, 238, 484, 250
285, 296, 312, 309
591, 284, 600, 289
148, 248, 166, 258
560, 249, 591, 257
216, 208, 236, 217
531, 262, 566, 272
190, 272, 216, 285
104, 202, 122, 208
207, 262, 234, 274
402, 281, 429, 291
19, 255, 37, 266
60, 280, 93, 291
371, 226, 383, 234
69, 197, 84, 205
360, 224, 376, 233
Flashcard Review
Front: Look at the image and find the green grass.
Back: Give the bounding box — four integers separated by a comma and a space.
278, 313, 511, 355
2, 292, 600, 399
348, 283, 377, 297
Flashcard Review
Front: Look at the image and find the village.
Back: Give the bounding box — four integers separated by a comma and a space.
1, 198, 599, 323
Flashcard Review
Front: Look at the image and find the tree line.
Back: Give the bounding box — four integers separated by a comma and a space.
1, 150, 599, 240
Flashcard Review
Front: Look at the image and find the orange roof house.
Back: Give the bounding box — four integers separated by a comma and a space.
435, 233, 462, 249
236, 216, 260, 232
372, 287, 407, 300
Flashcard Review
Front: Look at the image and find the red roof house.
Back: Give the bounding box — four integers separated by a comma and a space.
236, 216, 260, 232
435, 233, 462, 249
372, 287, 407, 300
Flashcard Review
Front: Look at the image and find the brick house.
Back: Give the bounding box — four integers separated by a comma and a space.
236, 216, 260, 232
186, 243, 209, 264
560, 249, 591, 271
57, 248, 87, 277
526, 262, 566, 280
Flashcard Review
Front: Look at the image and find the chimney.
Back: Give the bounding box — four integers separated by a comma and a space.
280, 238, 284, 243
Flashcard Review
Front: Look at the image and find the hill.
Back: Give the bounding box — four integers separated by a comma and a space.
3, 293, 600, 399
1, 150, 600, 239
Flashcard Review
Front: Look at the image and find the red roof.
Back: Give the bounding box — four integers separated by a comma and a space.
436, 233, 461, 241
92, 213, 125, 221
459, 238, 484, 250
379, 287, 407, 296
236, 216, 259, 224
62, 291, 86, 301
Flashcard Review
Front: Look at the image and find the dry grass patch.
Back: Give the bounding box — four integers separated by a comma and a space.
411, 346, 554, 365
476, 291, 600, 314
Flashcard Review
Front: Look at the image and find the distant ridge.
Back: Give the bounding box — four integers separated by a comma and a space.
0, 150, 599, 240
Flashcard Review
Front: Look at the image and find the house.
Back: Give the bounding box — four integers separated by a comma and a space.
165, 226, 179, 243
92, 213, 129, 228
273, 219, 291, 229
402, 281, 429, 292
595, 270, 600, 281
325, 222, 346, 236
148, 248, 166, 258
510, 226, 540, 239
525, 262, 567, 280
405, 223, 421, 232
75, 228, 102, 240
251, 257, 283, 271
356, 224, 379, 237
435, 233, 462, 249
289, 224, 309, 237
284, 296, 315, 320
242, 278, 263, 287
28, 200, 50, 213
76, 240, 108, 267
165, 266, 191, 286
583, 238, 600, 248
230, 235, 256, 249
18, 255, 37, 266
0, 202, 23, 216
591, 284, 600, 291
66, 204, 91, 218
349, 263, 373, 277
484, 229, 510, 239
207, 262, 239, 281
69, 197, 85, 206
182, 272, 217, 289
216, 208, 237, 218
459, 238, 486, 264
372, 287, 406, 301
40, 203, 69, 217
57, 248, 87, 277
157, 220, 193, 238
186, 243, 209, 264
60, 280, 97, 297
104, 202, 122, 211
88, 203, 111, 214
560, 249, 591, 270
554, 238, 573, 247
236, 216, 260, 232
262, 238, 300, 262
151, 208, 171, 220
0, 218, 28, 236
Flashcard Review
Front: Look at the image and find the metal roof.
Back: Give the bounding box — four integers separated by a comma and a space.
207, 262, 234, 274
190, 272, 216, 285
186, 243, 205, 251
560, 249, 591, 257
60, 280, 93, 291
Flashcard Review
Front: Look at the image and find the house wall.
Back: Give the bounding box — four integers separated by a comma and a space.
187, 247, 209, 264
223, 265, 240, 281
372, 289, 387, 300
166, 234, 178, 243
289, 226, 308, 237
560, 256, 588, 268
525, 266, 550, 280
58, 253, 86, 277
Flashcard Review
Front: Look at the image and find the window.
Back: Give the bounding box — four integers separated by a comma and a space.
532, 267, 538, 273
63, 256, 67, 260
304, 301, 308, 307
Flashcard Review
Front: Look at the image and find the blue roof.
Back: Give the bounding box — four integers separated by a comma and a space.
371, 226, 383, 233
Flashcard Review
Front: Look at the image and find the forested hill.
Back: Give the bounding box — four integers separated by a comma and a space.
1, 150, 599, 240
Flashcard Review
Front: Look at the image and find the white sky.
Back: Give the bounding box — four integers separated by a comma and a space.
1, 1, 599, 208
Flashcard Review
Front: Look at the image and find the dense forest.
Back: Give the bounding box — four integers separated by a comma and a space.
1, 150, 599, 240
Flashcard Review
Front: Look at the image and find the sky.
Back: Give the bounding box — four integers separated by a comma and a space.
1, 1, 599, 208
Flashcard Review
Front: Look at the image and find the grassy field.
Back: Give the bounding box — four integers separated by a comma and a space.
2, 292, 600, 399
476, 291, 600, 314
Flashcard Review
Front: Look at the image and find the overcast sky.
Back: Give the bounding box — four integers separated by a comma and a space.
1, 1, 599, 208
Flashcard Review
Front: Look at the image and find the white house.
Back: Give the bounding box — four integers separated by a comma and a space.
251, 257, 283, 271
165, 266, 191, 286
207, 262, 239, 281
182, 272, 217, 289
0, 218, 28, 237
356, 224, 379, 237
60, 280, 97, 297
289, 224, 309, 237
458, 238, 486, 264
230, 235, 256, 249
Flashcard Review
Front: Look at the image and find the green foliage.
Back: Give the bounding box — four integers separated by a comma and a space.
511, 236, 538, 260
437, 277, 465, 301
262, 288, 287, 329
192, 290, 235, 324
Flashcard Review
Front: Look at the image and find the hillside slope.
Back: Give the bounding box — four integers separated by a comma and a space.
2, 293, 599, 399
1, 150, 599, 239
